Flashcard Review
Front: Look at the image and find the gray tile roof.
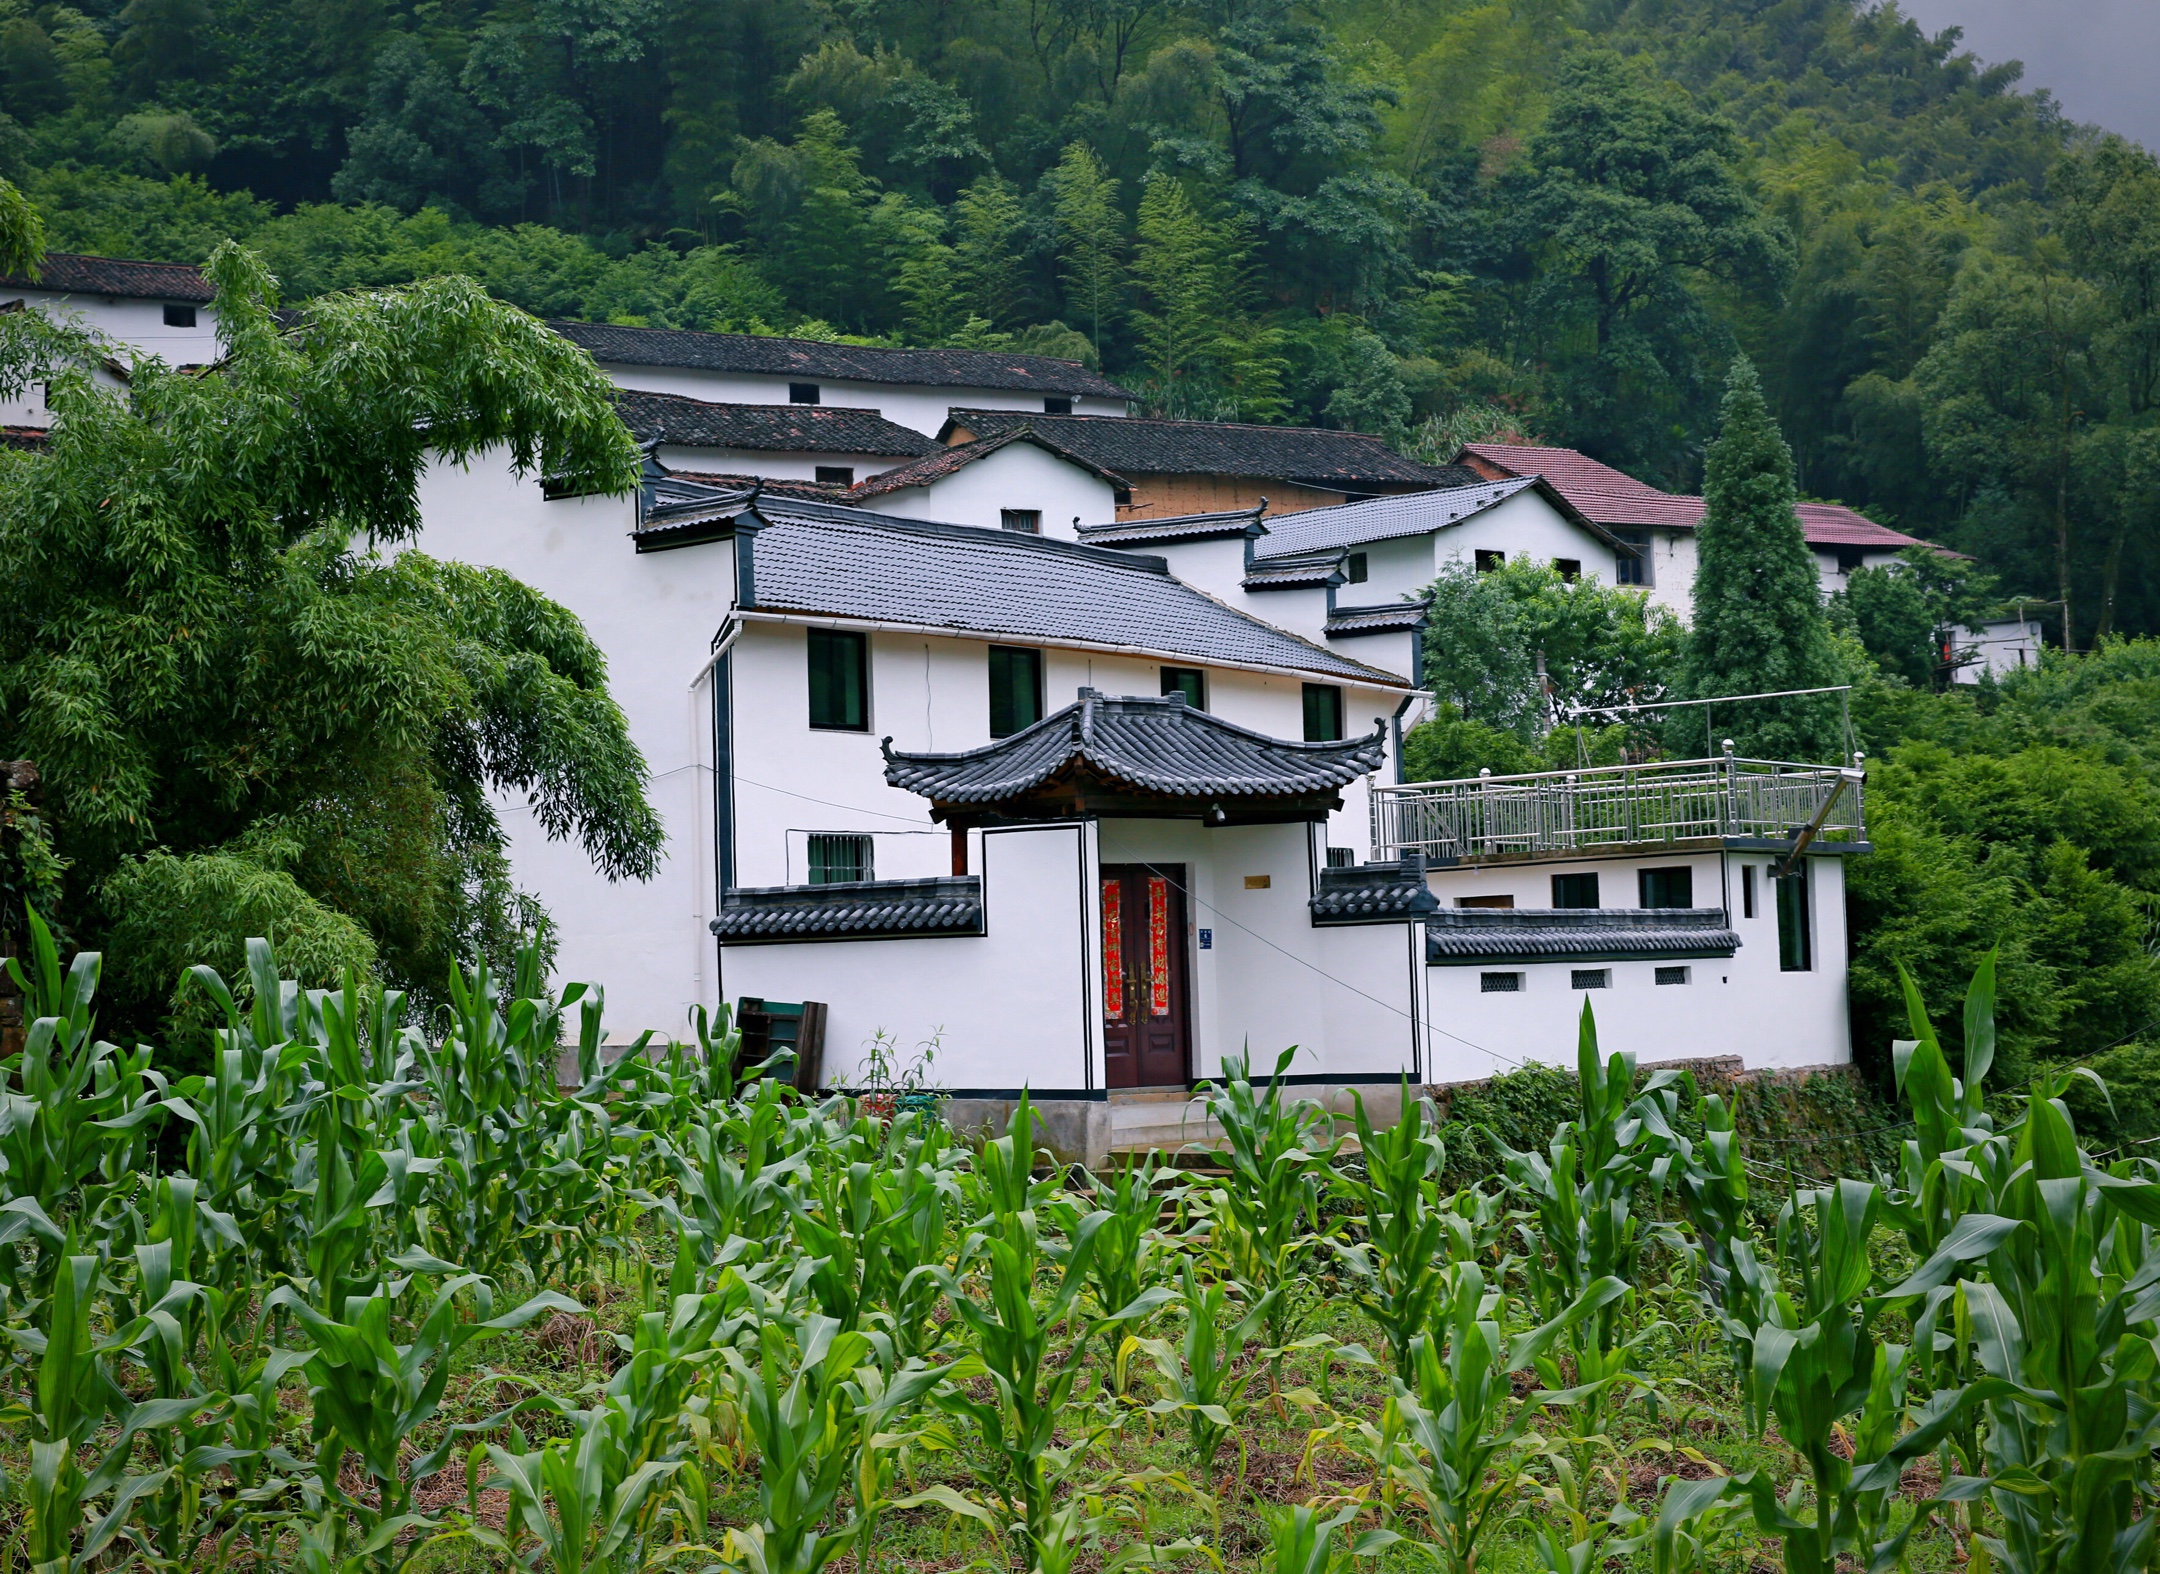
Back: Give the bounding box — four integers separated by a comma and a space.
849, 425, 1128, 497
1242, 548, 1347, 591
617, 389, 935, 457
1426, 908, 1739, 965
1310, 857, 1439, 924
741, 503, 1409, 685
554, 320, 1134, 398
1254, 478, 1538, 559
946, 409, 1457, 488
884, 689, 1387, 804
712, 876, 984, 942
1075, 507, 1266, 546
0, 252, 214, 303
1326, 601, 1430, 636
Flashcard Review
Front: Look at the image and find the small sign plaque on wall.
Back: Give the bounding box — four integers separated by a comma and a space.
1244, 874, 1271, 889
1198, 928, 1213, 949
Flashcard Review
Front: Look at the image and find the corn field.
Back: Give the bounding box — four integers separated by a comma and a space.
0, 905, 2153, 1574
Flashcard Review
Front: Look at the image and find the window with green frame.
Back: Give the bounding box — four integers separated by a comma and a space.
807, 628, 868, 730
988, 645, 1044, 738
1161, 666, 1206, 708
1302, 683, 1342, 742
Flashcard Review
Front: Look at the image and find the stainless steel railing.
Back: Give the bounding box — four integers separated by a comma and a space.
1370, 755, 1865, 862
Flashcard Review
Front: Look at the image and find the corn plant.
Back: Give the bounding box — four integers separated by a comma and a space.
1945, 1081, 2160, 1574
1261, 1501, 1400, 1574
1127, 1258, 1278, 1490
929, 1093, 1167, 1566
1376, 1260, 1626, 1574
720, 1314, 943, 1574
1500, 1006, 1680, 1491
267, 1273, 579, 1571
1729, 1177, 2008, 1574
1053, 1148, 1184, 1380
1197, 1045, 1340, 1361
462, 1405, 683, 1574
1334, 1083, 1454, 1382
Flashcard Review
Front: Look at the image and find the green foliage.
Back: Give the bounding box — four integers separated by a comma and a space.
1426, 558, 1679, 727
1683, 359, 1847, 758
1834, 549, 2000, 689
0, 243, 657, 1036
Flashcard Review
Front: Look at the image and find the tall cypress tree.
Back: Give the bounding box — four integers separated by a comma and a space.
1683, 358, 1846, 760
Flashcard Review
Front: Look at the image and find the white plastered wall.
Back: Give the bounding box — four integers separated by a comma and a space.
720, 822, 1102, 1091
1430, 490, 1618, 584
596, 362, 1126, 436
0, 291, 222, 425
1422, 851, 1851, 1076
409, 452, 736, 1040
654, 445, 906, 482
853, 442, 1120, 534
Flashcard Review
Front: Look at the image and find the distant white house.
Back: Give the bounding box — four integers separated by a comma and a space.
0, 253, 222, 428
550, 321, 1135, 436
1455, 442, 1933, 618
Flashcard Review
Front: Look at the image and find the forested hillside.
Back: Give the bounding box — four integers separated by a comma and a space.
1, 0, 2154, 636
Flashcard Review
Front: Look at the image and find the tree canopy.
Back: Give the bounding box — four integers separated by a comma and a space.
0, 242, 655, 1051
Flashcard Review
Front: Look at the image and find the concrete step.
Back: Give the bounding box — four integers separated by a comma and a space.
1107, 1085, 1201, 1106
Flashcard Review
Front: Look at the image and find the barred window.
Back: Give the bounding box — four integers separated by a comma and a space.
1480, 971, 1523, 993
807, 833, 873, 885
1572, 968, 1611, 990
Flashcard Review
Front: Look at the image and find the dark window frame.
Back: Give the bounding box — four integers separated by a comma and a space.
1638, 866, 1694, 909
163, 303, 196, 328
1777, 866, 1814, 971
1479, 971, 1523, 993
815, 465, 855, 486
1000, 508, 1042, 534
987, 645, 1045, 738
1043, 396, 1072, 415
1302, 682, 1343, 742
1555, 557, 1582, 582
1325, 847, 1356, 868
1655, 966, 1691, 986
1742, 863, 1758, 918
807, 628, 869, 731
1474, 548, 1505, 573
1571, 968, 1611, 990
1161, 666, 1207, 709
1345, 551, 1368, 584
1613, 530, 1651, 587
1551, 872, 1599, 909
788, 382, 820, 404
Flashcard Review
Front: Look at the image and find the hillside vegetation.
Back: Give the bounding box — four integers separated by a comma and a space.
1, 0, 2155, 638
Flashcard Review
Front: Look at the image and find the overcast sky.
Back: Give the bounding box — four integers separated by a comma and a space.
1891, 0, 2159, 151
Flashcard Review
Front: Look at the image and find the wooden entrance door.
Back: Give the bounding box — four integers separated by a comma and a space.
1100, 864, 1190, 1088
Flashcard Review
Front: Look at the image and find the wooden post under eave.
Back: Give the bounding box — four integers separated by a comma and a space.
951, 825, 968, 876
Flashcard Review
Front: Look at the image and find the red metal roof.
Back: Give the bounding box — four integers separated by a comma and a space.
1457, 442, 1928, 552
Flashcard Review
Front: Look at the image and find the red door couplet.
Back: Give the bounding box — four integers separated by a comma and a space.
1100, 864, 1191, 1088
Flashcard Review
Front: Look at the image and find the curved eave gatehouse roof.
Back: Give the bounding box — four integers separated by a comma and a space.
884, 689, 1387, 807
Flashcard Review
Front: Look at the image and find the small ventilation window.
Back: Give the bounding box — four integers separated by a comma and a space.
789, 382, 820, 404
1044, 396, 1071, 414
1836, 547, 1866, 574
1480, 971, 1523, 993
1000, 509, 1042, 534
1742, 863, 1758, 919
1325, 847, 1356, 868
807, 833, 873, 884
1656, 966, 1691, 986
1571, 968, 1611, 990
163, 303, 196, 328
815, 466, 854, 486
1457, 894, 1514, 909
1614, 530, 1651, 586
1346, 552, 1368, 584
1555, 557, 1581, 582
1302, 683, 1343, 742
1474, 549, 1505, 573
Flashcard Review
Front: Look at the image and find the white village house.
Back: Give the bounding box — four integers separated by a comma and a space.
3, 254, 1880, 1147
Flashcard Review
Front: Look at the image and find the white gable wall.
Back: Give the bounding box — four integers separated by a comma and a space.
654, 444, 907, 482
852, 442, 1120, 534
596, 362, 1126, 436
0, 290, 222, 425
410, 453, 736, 1039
